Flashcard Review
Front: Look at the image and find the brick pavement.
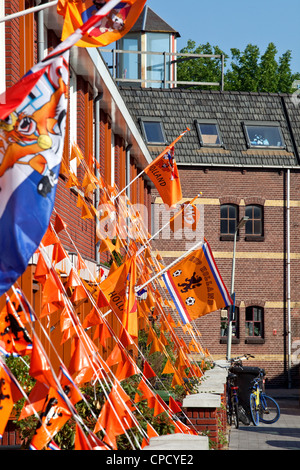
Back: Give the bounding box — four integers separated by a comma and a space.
228, 389, 300, 450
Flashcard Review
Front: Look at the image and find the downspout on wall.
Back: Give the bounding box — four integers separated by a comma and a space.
286, 168, 291, 388
94, 92, 103, 265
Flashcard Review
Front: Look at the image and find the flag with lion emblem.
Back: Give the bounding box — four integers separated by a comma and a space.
162, 240, 232, 324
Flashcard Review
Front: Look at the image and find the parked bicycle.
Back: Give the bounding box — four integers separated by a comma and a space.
214, 354, 254, 427
249, 369, 280, 426
226, 371, 240, 428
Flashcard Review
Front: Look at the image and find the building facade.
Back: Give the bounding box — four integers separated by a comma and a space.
120, 85, 300, 387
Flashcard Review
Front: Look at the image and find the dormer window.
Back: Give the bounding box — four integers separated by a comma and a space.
139, 117, 167, 144
243, 121, 285, 149
195, 119, 223, 147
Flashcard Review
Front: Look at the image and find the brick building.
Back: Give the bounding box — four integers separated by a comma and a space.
120, 85, 300, 387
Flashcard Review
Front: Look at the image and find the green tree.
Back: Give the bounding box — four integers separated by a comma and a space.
226, 44, 261, 91
177, 40, 299, 93
258, 42, 278, 92
176, 40, 227, 89
277, 50, 300, 93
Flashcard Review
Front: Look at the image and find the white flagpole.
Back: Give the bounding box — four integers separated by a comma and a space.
135, 238, 204, 292
0, 0, 58, 23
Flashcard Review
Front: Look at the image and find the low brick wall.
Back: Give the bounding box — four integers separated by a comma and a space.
182, 361, 229, 449
0, 420, 22, 448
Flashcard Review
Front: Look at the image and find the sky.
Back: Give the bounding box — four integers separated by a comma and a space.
146, 0, 300, 74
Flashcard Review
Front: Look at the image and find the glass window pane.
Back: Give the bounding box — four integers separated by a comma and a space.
228, 219, 236, 234
245, 308, 252, 321
246, 125, 284, 147
253, 220, 261, 234
199, 123, 221, 145
245, 206, 252, 218
253, 206, 261, 218
121, 37, 139, 80
220, 219, 228, 234
220, 205, 228, 219
228, 205, 237, 219
143, 121, 165, 143
147, 33, 170, 88
245, 219, 252, 234
254, 322, 261, 336
246, 322, 253, 336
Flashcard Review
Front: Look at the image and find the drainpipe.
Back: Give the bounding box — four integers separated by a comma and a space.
125, 144, 132, 200
281, 96, 298, 389
94, 92, 103, 265
287, 168, 291, 388
125, 144, 132, 244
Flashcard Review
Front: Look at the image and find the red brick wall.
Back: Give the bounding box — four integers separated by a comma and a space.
152, 166, 300, 385
185, 387, 227, 449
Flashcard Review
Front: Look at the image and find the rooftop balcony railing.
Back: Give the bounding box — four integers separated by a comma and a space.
99, 48, 225, 90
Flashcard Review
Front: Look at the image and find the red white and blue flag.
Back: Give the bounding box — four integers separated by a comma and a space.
163, 240, 232, 325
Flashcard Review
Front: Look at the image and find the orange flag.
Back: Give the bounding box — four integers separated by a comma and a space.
162, 239, 232, 324
19, 381, 49, 421
170, 197, 200, 232
94, 384, 135, 448
57, 0, 146, 48
29, 387, 72, 450
0, 360, 23, 439
141, 423, 159, 449
29, 336, 57, 389
100, 256, 137, 337
0, 296, 32, 357
74, 424, 109, 450
143, 361, 156, 379
144, 146, 182, 209
169, 396, 182, 414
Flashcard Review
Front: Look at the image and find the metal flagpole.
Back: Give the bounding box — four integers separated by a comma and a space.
112, 127, 190, 202
135, 238, 204, 292
0, 0, 58, 23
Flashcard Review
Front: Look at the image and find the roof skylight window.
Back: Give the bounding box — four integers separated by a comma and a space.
195, 120, 223, 147
243, 122, 285, 149
139, 118, 166, 144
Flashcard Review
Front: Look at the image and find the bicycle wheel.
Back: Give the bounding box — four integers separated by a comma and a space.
227, 400, 233, 426
233, 401, 239, 428
249, 393, 259, 426
259, 394, 280, 424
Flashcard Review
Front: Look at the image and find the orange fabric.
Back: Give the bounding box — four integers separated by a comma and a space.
19, 381, 49, 420
30, 387, 72, 450
29, 336, 57, 389
169, 396, 182, 414
164, 239, 232, 321
144, 146, 182, 209
57, 0, 146, 48
0, 361, 23, 438
54, 213, 67, 233
170, 199, 200, 232
143, 361, 156, 379
162, 359, 175, 375
100, 256, 137, 337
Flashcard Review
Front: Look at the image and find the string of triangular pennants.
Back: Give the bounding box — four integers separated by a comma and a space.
0, 151, 213, 449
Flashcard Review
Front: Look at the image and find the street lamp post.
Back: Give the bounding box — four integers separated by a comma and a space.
226, 216, 249, 361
